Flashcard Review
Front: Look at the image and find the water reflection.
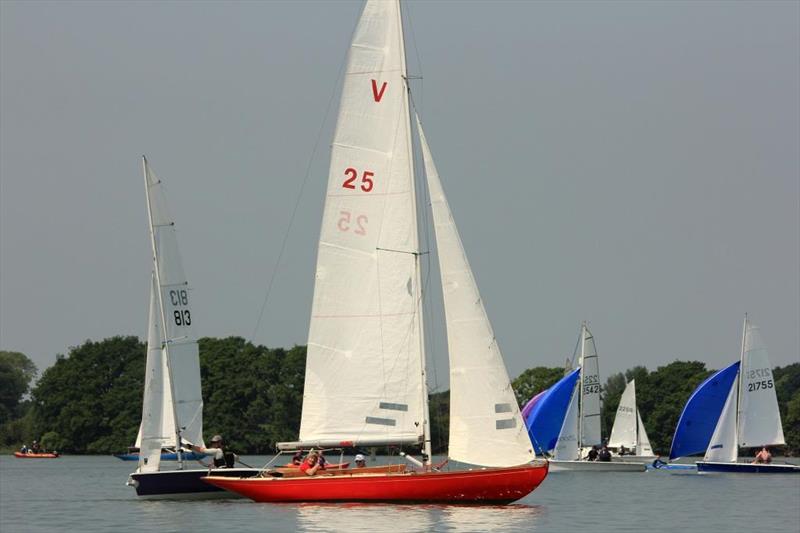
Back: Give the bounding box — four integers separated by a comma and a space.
294, 502, 543, 533
296, 503, 434, 533
439, 504, 544, 532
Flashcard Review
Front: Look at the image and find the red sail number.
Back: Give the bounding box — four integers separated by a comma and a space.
371, 80, 387, 102
342, 168, 374, 192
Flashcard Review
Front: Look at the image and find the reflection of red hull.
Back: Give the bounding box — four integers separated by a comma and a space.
204, 462, 548, 504
14, 452, 59, 459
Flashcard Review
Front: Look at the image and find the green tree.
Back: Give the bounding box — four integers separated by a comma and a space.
512, 367, 565, 406
0, 351, 37, 424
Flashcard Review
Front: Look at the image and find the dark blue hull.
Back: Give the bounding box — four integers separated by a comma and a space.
115, 451, 206, 461
696, 461, 800, 473
128, 468, 260, 498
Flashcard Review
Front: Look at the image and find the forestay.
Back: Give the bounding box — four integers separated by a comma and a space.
137, 274, 176, 472
737, 321, 785, 448
417, 116, 533, 467
579, 325, 602, 447
296, 0, 425, 447
704, 377, 739, 463
144, 159, 204, 448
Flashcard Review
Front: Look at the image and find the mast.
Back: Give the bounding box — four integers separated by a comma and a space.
397, 0, 432, 466
735, 313, 747, 439
578, 322, 586, 455
142, 156, 184, 469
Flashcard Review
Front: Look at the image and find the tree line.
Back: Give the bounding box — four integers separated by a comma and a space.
1, 338, 798, 455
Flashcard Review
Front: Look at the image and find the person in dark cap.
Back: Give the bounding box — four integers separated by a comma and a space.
191, 435, 232, 468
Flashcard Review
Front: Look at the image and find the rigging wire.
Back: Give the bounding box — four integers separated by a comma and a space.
249, 18, 355, 345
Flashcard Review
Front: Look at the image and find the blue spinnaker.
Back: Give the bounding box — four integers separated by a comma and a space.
523, 368, 581, 454
669, 361, 740, 460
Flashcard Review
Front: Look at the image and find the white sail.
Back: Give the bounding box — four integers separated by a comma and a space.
554, 384, 580, 461
296, 0, 425, 447
137, 274, 174, 472
704, 376, 739, 462
737, 320, 785, 448
144, 159, 204, 448
608, 380, 637, 449
579, 325, 602, 447
636, 412, 653, 456
416, 116, 533, 467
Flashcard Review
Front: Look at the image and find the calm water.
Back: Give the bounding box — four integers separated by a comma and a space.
2, 455, 799, 532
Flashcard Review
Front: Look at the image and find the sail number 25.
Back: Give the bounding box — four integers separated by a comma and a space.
342, 168, 374, 192
169, 289, 191, 326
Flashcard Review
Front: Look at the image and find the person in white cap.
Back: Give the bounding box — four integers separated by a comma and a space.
354, 454, 367, 468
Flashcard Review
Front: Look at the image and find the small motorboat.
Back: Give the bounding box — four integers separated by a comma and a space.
14, 452, 60, 459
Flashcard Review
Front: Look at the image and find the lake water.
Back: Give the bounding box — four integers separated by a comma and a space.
2, 455, 798, 532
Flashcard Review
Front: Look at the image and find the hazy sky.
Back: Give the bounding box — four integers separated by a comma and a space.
1, 1, 798, 390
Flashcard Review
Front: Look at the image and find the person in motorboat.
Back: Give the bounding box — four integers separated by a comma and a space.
31, 440, 42, 454
598, 444, 612, 462
191, 434, 234, 468
300, 449, 324, 476
586, 445, 599, 461
20, 444, 29, 454
354, 454, 367, 468
753, 446, 772, 464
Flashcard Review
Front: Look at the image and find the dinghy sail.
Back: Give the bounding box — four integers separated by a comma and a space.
128, 159, 260, 497
671, 316, 797, 473
608, 380, 654, 457
205, 0, 547, 503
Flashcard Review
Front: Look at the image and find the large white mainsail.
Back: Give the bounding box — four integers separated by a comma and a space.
579, 324, 602, 447
137, 274, 176, 472
737, 320, 785, 448
416, 116, 533, 467
143, 158, 204, 449
295, 0, 426, 448
608, 380, 637, 450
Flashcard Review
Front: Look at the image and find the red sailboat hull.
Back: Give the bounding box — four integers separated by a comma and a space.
204, 461, 549, 504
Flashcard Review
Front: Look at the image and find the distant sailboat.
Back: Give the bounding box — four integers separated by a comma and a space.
670, 316, 798, 473
203, 0, 548, 503
607, 380, 656, 462
524, 324, 645, 472
126, 157, 259, 498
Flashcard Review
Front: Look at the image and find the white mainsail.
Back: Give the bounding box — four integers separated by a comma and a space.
416, 116, 533, 467
554, 383, 581, 461
737, 320, 785, 448
608, 380, 637, 450
143, 158, 204, 449
704, 376, 739, 463
137, 274, 176, 472
296, 0, 426, 448
579, 324, 602, 447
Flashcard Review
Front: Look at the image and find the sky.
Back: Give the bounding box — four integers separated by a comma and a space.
1, 0, 798, 391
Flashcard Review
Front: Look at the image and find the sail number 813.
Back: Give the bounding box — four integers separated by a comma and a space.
169, 289, 191, 326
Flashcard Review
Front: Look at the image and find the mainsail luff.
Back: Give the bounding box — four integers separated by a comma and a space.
297, 0, 425, 447
416, 115, 534, 467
